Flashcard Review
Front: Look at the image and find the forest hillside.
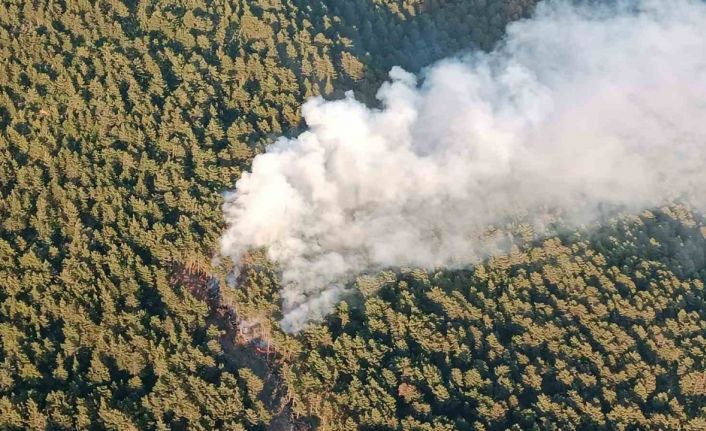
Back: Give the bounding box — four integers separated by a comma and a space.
1, 1, 705, 430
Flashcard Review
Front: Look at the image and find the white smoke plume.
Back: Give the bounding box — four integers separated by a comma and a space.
221, 0, 706, 332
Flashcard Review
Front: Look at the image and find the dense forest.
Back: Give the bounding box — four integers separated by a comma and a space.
283, 208, 706, 430
1, 0, 704, 430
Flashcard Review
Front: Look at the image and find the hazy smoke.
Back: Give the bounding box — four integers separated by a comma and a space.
221, 0, 706, 332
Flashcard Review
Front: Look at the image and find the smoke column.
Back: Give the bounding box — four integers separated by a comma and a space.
221, 0, 706, 332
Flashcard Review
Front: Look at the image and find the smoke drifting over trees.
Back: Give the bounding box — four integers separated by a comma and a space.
221, 0, 706, 332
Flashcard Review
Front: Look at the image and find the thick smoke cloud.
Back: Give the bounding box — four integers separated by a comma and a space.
221, 0, 706, 332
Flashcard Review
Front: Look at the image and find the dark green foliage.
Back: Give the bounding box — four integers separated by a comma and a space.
284, 209, 706, 430
16, 0, 706, 430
